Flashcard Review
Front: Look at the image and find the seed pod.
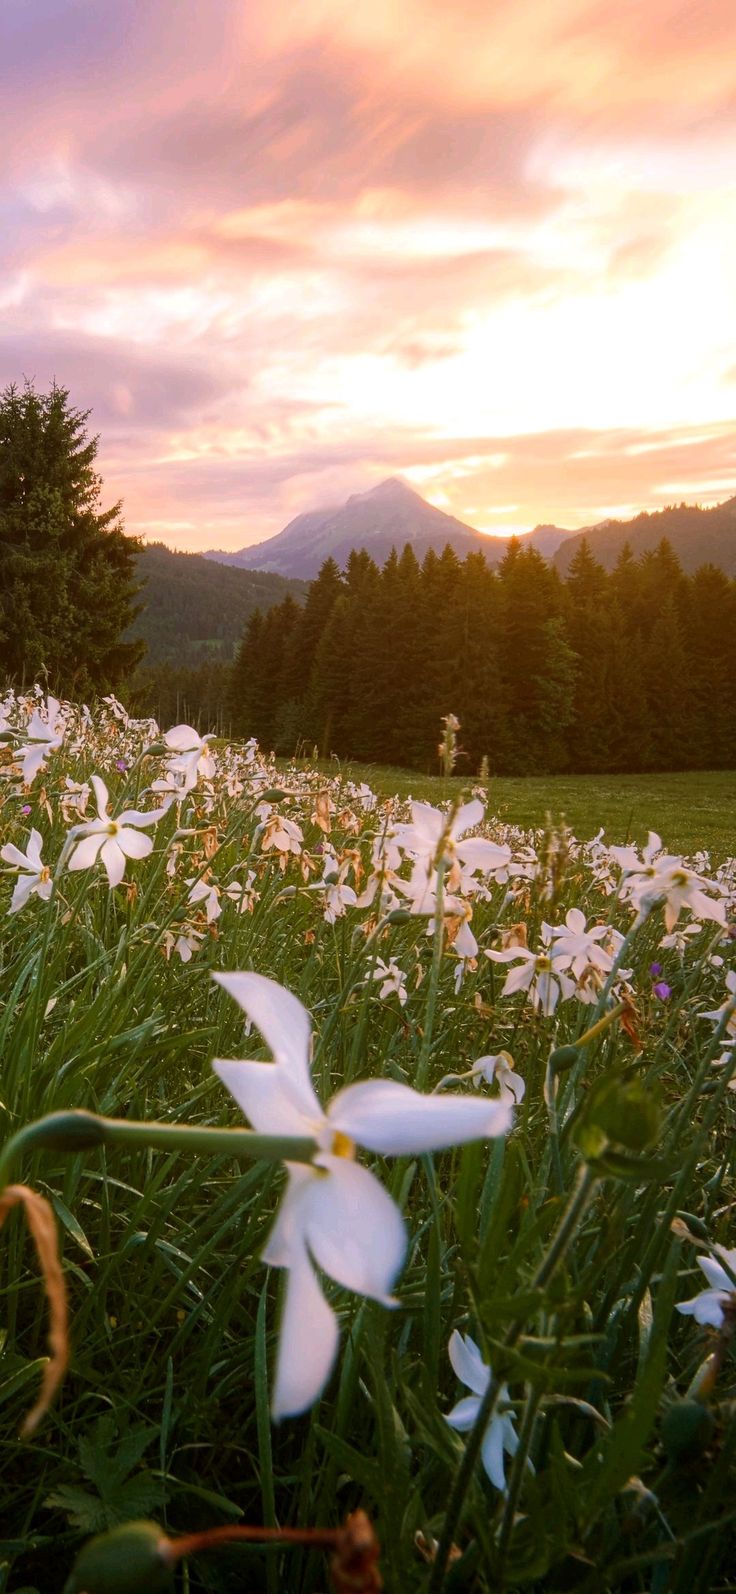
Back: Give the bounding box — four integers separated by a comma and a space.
661, 1399, 714, 1463
548, 1044, 580, 1074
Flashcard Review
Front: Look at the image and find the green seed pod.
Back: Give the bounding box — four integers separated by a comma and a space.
661, 1399, 715, 1463
260, 788, 290, 802
385, 909, 412, 924
63, 1521, 173, 1594
142, 742, 167, 758
548, 1045, 580, 1074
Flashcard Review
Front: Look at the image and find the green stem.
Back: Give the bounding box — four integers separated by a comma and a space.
416, 856, 446, 1091
0, 1109, 318, 1191
428, 1163, 598, 1593
496, 1385, 541, 1575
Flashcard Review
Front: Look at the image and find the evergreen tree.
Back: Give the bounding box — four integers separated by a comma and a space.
0, 381, 144, 693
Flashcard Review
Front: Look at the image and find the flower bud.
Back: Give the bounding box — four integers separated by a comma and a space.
63, 1521, 173, 1594
29, 1110, 107, 1153
548, 1044, 580, 1074
260, 788, 290, 802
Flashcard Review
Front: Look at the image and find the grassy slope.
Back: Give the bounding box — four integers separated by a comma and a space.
289, 761, 735, 856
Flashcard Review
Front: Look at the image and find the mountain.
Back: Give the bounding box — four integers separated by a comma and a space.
524, 522, 581, 559
553, 498, 736, 577
128, 542, 307, 666
204, 477, 498, 578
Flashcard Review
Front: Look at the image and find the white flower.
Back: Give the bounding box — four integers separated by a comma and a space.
187, 876, 222, 923
162, 925, 205, 963
213, 972, 513, 1418
391, 800, 511, 899
162, 724, 216, 792
371, 958, 408, 1006
445, 1332, 525, 1491
1, 828, 53, 913
19, 696, 65, 784
472, 1053, 526, 1105
545, 908, 616, 979
486, 932, 576, 1016
702, 969, 736, 1070
676, 1246, 736, 1329
67, 775, 166, 889
612, 834, 724, 932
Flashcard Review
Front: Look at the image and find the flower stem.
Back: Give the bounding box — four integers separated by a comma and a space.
0, 1109, 318, 1191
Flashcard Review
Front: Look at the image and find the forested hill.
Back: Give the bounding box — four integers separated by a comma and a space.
554, 497, 736, 576
128, 542, 307, 665
228, 539, 736, 774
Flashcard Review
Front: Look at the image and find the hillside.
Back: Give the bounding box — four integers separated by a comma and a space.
554, 498, 736, 576
204, 477, 498, 578
128, 542, 307, 666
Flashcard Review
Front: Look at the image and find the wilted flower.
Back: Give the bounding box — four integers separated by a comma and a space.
213, 972, 513, 1418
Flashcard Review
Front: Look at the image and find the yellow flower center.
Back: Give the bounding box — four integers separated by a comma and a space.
107, 821, 120, 836
330, 1130, 356, 1159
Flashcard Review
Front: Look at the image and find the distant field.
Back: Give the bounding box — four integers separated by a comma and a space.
287, 760, 735, 857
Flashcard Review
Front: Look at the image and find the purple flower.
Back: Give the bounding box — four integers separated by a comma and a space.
653, 980, 672, 1001
20, 803, 31, 816
649, 962, 663, 977
115, 759, 128, 773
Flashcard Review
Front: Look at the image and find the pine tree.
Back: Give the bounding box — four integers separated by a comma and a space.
0, 381, 144, 693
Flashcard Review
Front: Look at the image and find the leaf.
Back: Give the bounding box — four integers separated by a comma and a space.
48, 1194, 94, 1261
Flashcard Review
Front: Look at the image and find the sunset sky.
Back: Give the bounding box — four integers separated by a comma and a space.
3, 0, 736, 551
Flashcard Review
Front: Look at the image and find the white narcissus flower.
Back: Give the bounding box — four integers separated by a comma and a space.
213, 972, 513, 1419
545, 908, 616, 979
391, 800, 511, 898
445, 1331, 526, 1492
163, 723, 216, 792
676, 1246, 736, 1329
187, 876, 222, 923
20, 696, 65, 784
612, 833, 725, 933
472, 1053, 526, 1105
67, 775, 167, 889
486, 934, 576, 1017
371, 957, 408, 1006
702, 969, 736, 1071
1, 828, 53, 913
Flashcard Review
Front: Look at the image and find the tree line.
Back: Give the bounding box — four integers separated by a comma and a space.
228, 540, 736, 774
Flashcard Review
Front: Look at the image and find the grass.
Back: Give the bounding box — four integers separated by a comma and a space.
0, 701, 734, 1591
290, 761, 736, 858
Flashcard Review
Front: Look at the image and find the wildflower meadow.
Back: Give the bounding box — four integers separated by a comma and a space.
0, 689, 735, 1592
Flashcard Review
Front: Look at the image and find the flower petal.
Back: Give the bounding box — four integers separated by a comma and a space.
330, 1080, 512, 1156
164, 723, 202, 752
212, 1058, 320, 1138
91, 775, 110, 820
271, 1244, 339, 1419
115, 826, 154, 860
117, 805, 166, 829
448, 1330, 489, 1397
445, 1395, 481, 1432
481, 1416, 507, 1490
67, 833, 105, 872
302, 1158, 406, 1301
100, 838, 126, 889
213, 973, 314, 1107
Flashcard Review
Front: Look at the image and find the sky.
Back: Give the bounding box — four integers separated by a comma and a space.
2, 0, 736, 552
